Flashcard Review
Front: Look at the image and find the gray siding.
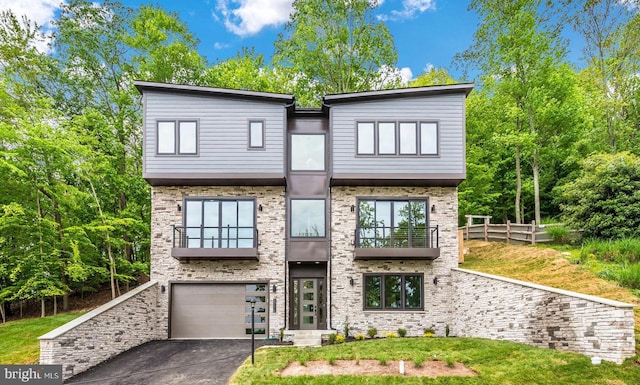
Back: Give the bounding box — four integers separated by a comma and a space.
331, 93, 465, 175
144, 92, 286, 175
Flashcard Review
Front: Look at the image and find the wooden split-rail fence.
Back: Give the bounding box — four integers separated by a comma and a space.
461, 215, 570, 245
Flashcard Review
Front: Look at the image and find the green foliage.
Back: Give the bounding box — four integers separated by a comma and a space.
545, 225, 572, 244
335, 334, 346, 344
597, 263, 640, 290
354, 333, 365, 341
343, 322, 350, 338
580, 238, 640, 264
561, 152, 640, 239
397, 328, 407, 337
366, 328, 378, 338
274, 0, 398, 106
327, 333, 337, 345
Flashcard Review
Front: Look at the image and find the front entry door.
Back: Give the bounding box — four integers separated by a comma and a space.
292, 278, 324, 330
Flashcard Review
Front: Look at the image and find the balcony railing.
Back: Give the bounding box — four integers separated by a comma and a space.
171, 225, 259, 260
354, 225, 440, 260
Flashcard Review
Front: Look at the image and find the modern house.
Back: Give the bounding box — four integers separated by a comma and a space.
138, 80, 471, 340
39, 81, 635, 379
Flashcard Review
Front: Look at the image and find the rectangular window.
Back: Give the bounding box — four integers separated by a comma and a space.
245, 284, 267, 335
249, 120, 264, 148
364, 274, 423, 310
157, 121, 176, 154
290, 199, 325, 237
355, 121, 439, 156
179, 121, 197, 154
399, 122, 417, 154
291, 134, 325, 171
183, 198, 255, 248
420, 122, 438, 155
157, 120, 198, 155
357, 199, 428, 248
357, 122, 375, 154
378, 122, 396, 154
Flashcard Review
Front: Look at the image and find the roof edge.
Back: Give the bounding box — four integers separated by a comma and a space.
322, 83, 474, 104
133, 80, 295, 104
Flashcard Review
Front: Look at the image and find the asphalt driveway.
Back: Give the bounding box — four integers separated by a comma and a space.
65, 339, 269, 385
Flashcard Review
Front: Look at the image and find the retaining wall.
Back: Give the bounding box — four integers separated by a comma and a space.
451, 268, 636, 364
39, 280, 161, 379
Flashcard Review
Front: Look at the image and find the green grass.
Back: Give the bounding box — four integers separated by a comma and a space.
231, 338, 640, 385
0, 312, 84, 364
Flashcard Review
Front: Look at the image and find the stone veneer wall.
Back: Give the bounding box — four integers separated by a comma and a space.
330, 186, 459, 337
39, 281, 161, 379
150, 186, 287, 338
451, 268, 636, 364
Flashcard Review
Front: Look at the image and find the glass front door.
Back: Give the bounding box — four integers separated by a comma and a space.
292, 278, 324, 330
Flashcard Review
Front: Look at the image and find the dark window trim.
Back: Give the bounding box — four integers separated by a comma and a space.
289, 198, 326, 238
248, 119, 266, 150
182, 196, 257, 248
354, 120, 440, 157
356, 197, 429, 248
156, 119, 199, 156
362, 273, 424, 311
290, 133, 327, 172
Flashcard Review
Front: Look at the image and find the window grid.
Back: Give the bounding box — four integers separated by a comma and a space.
363, 274, 423, 310
356, 121, 438, 156
183, 198, 255, 249
156, 120, 198, 155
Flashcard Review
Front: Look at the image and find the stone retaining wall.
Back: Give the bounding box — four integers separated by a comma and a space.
451, 268, 636, 364
39, 280, 161, 379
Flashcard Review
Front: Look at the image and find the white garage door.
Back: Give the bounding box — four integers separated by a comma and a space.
170, 283, 268, 339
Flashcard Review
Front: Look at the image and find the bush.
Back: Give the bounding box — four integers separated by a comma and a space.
367, 328, 378, 338
581, 238, 640, 263
335, 334, 346, 344
383, 331, 398, 338
423, 327, 435, 337
354, 333, 366, 341
560, 152, 640, 239
343, 322, 350, 338
546, 225, 571, 244
327, 333, 337, 345
397, 328, 407, 337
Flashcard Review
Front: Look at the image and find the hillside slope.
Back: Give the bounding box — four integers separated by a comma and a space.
461, 241, 640, 349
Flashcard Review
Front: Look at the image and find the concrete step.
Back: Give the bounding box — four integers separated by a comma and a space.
287, 330, 333, 347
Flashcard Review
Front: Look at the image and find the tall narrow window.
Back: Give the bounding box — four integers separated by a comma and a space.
399, 122, 417, 154
420, 122, 438, 155
378, 122, 396, 154
290, 199, 325, 237
357, 122, 375, 154
291, 134, 325, 171
179, 121, 197, 154
249, 120, 264, 148
157, 121, 176, 154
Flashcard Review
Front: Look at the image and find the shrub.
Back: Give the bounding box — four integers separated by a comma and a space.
378, 356, 388, 366
328, 355, 337, 365
444, 356, 456, 368
355, 333, 366, 341
423, 327, 435, 338
616, 263, 640, 289
279, 327, 284, 342
367, 328, 378, 338
397, 328, 407, 337
445, 324, 450, 337
335, 334, 346, 344
343, 322, 350, 338
383, 331, 398, 338
546, 225, 571, 244
582, 238, 640, 263
327, 333, 337, 345
413, 356, 424, 368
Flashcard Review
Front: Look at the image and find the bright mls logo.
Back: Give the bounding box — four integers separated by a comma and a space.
0, 365, 62, 385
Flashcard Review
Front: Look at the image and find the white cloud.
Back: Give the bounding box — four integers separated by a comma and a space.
378, 0, 436, 21
399, 67, 413, 84
0, 0, 64, 53
215, 0, 292, 37
213, 41, 230, 49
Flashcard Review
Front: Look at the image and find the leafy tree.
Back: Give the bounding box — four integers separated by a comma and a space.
204, 48, 284, 92
560, 152, 640, 239
274, 0, 398, 106
409, 66, 457, 87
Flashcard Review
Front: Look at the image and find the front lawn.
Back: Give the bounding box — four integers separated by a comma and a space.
0, 312, 84, 364
231, 338, 640, 385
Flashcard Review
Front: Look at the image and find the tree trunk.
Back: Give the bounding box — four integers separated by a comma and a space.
532, 148, 541, 224
88, 177, 118, 300
0, 302, 5, 323
515, 145, 522, 224
53, 295, 57, 316
41, 298, 45, 318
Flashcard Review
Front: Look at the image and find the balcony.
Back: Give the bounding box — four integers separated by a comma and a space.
171, 225, 258, 260
354, 225, 440, 260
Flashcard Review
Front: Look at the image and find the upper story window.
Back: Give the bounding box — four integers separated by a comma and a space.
357, 199, 428, 248
356, 121, 438, 156
248, 120, 265, 149
291, 134, 325, 171
290, 199, 325, 237
157, 120, 197, 155
183, 198, 255, 248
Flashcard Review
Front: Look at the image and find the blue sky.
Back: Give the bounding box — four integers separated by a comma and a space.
2, 0, 588, 83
